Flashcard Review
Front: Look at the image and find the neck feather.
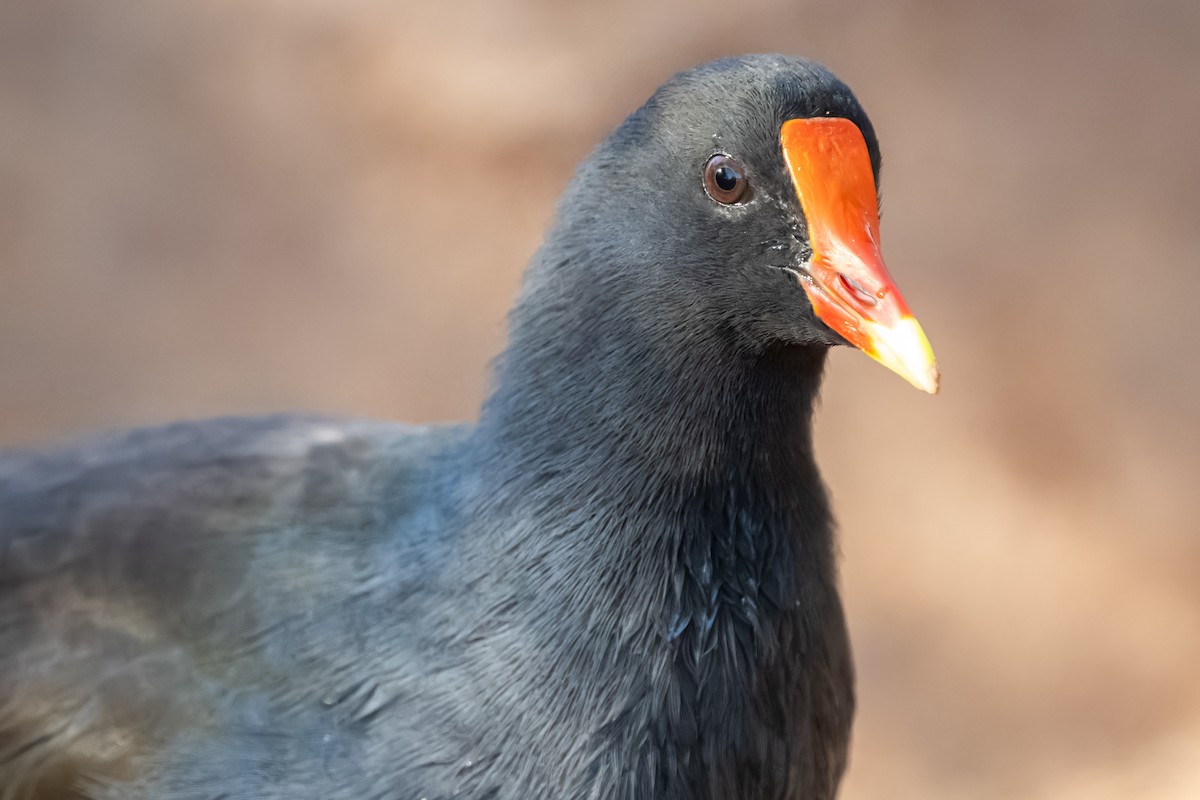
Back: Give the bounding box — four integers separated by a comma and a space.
464, 250, 836, 607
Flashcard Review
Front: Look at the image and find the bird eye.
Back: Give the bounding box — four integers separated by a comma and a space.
703, 154, 748, 205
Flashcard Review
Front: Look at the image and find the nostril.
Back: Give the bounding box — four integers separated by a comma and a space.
837, 273, 879, 307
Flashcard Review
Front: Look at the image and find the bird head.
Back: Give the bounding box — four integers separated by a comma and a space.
543, 55, 939, 394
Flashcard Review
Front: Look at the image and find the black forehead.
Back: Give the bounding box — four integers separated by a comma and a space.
619, 54, 881, 179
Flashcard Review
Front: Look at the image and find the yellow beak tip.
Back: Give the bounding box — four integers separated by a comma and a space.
863, 317, 940, 395
915, 366, 941, 395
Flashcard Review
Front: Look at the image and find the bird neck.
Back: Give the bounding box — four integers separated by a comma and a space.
452, 269, 843, 787
478, 336, 827, 497
465, 267, 836, 602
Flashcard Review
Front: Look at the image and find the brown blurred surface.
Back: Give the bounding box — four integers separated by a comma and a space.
2, 0, 1198, 796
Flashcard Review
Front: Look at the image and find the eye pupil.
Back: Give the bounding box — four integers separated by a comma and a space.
714, 166, 739, 192
703, 154, 748, 204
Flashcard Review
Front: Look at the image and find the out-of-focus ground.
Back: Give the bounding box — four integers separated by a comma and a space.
2, 0, 1198, 796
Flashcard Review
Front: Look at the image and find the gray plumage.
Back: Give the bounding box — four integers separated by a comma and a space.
1, 55, 878, 799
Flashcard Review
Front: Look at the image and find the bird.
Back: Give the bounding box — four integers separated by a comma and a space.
0, 54, 938, 800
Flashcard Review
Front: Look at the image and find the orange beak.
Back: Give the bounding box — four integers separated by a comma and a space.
781, 118, 939, 394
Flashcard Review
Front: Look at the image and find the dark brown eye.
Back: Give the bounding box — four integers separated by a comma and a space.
703, 154, 748, 204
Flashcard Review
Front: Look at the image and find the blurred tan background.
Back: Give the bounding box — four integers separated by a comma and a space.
2, 0, 1198, 796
